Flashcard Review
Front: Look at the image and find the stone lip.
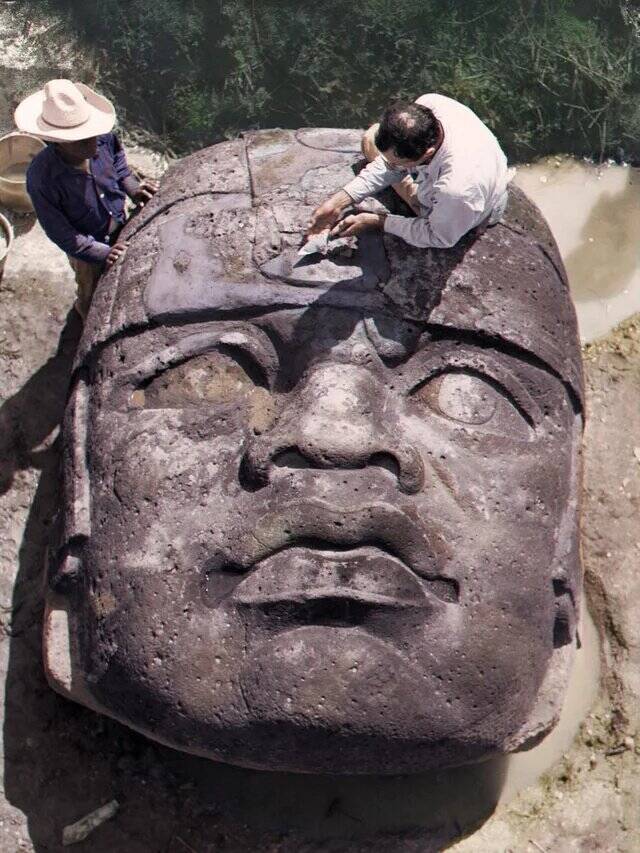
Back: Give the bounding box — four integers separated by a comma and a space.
228, 544, 452, 608
233, 543, 426, 608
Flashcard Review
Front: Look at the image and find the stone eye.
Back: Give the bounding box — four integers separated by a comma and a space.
412, 370, 528, 431
130, 349, 260, 409
431, 372, 497, 424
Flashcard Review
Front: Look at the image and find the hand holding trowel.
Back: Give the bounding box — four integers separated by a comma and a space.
298, 211, 359, 259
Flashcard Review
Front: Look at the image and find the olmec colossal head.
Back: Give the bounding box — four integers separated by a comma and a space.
45, 130, 584, 774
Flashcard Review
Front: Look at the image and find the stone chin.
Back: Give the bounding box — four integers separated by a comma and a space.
42, 611, 520, 774
42, 594, 573, 773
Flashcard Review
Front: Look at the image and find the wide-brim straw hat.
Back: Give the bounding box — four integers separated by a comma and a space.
14, 79, 116, 142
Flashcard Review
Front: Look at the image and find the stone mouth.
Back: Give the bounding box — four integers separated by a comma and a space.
248, 596, 379, 629
231, 543, 457, 609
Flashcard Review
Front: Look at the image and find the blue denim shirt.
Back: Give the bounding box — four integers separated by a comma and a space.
26, 133, 139, 264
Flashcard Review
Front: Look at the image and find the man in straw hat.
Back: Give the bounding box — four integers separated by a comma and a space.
16, 79, 159, 320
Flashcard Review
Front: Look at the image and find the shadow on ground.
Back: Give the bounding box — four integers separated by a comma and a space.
0, 308, 80, 496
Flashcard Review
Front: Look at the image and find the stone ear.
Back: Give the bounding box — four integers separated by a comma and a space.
49, 374, 91, 591
550, 408, 583, 649
552, 570, 577, 648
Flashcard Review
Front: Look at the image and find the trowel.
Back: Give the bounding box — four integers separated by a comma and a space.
297, 228, 356, 259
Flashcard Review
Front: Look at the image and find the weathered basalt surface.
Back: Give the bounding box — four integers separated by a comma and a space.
45, 129, 584, 774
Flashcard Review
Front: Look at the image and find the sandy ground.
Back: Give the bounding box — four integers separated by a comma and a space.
0, 160, 639, 852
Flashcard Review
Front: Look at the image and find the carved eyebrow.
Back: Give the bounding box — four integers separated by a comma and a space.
391, 341, 543, 427
118, 326, 279, 390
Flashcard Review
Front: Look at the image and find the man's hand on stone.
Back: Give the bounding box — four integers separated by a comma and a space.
105, 240, 129, 269
307, 190, 352, 236
132, 178, 160, 204
331, 212, 385, 238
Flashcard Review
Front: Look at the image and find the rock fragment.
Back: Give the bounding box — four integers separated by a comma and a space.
62, 800, 119, 846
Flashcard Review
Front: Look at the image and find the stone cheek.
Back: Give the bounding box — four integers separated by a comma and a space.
51, 131, 584, 773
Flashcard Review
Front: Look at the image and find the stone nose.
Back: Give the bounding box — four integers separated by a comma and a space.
297, 367, 379, 465
241, 364, 425, 494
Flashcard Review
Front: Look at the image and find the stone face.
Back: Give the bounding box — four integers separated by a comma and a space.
47, 129, 584, 774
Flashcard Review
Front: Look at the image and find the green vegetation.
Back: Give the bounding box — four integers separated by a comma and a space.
14, 0, 640, 161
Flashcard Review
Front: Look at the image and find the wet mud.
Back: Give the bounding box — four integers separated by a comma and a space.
515, 157, 640, 342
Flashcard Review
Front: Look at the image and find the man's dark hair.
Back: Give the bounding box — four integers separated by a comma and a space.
375, 101, 440, 161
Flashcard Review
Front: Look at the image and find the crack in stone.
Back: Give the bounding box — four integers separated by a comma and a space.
125, 190, 252, 242
244, 136, 257, 208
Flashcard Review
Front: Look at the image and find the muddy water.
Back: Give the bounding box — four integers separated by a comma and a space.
514, 157, 640, 342
500, 600, 599, 801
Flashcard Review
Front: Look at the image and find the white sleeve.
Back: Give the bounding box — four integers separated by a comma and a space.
342, 155, 406, 203
383, 190, 484, 248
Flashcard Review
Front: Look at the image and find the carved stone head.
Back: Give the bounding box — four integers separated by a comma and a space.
45, 130, 584, 773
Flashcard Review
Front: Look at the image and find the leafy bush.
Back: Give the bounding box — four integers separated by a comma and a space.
14, 0, 640, 161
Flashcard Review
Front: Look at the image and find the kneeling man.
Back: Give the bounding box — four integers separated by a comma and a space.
308, 93, 510, 249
